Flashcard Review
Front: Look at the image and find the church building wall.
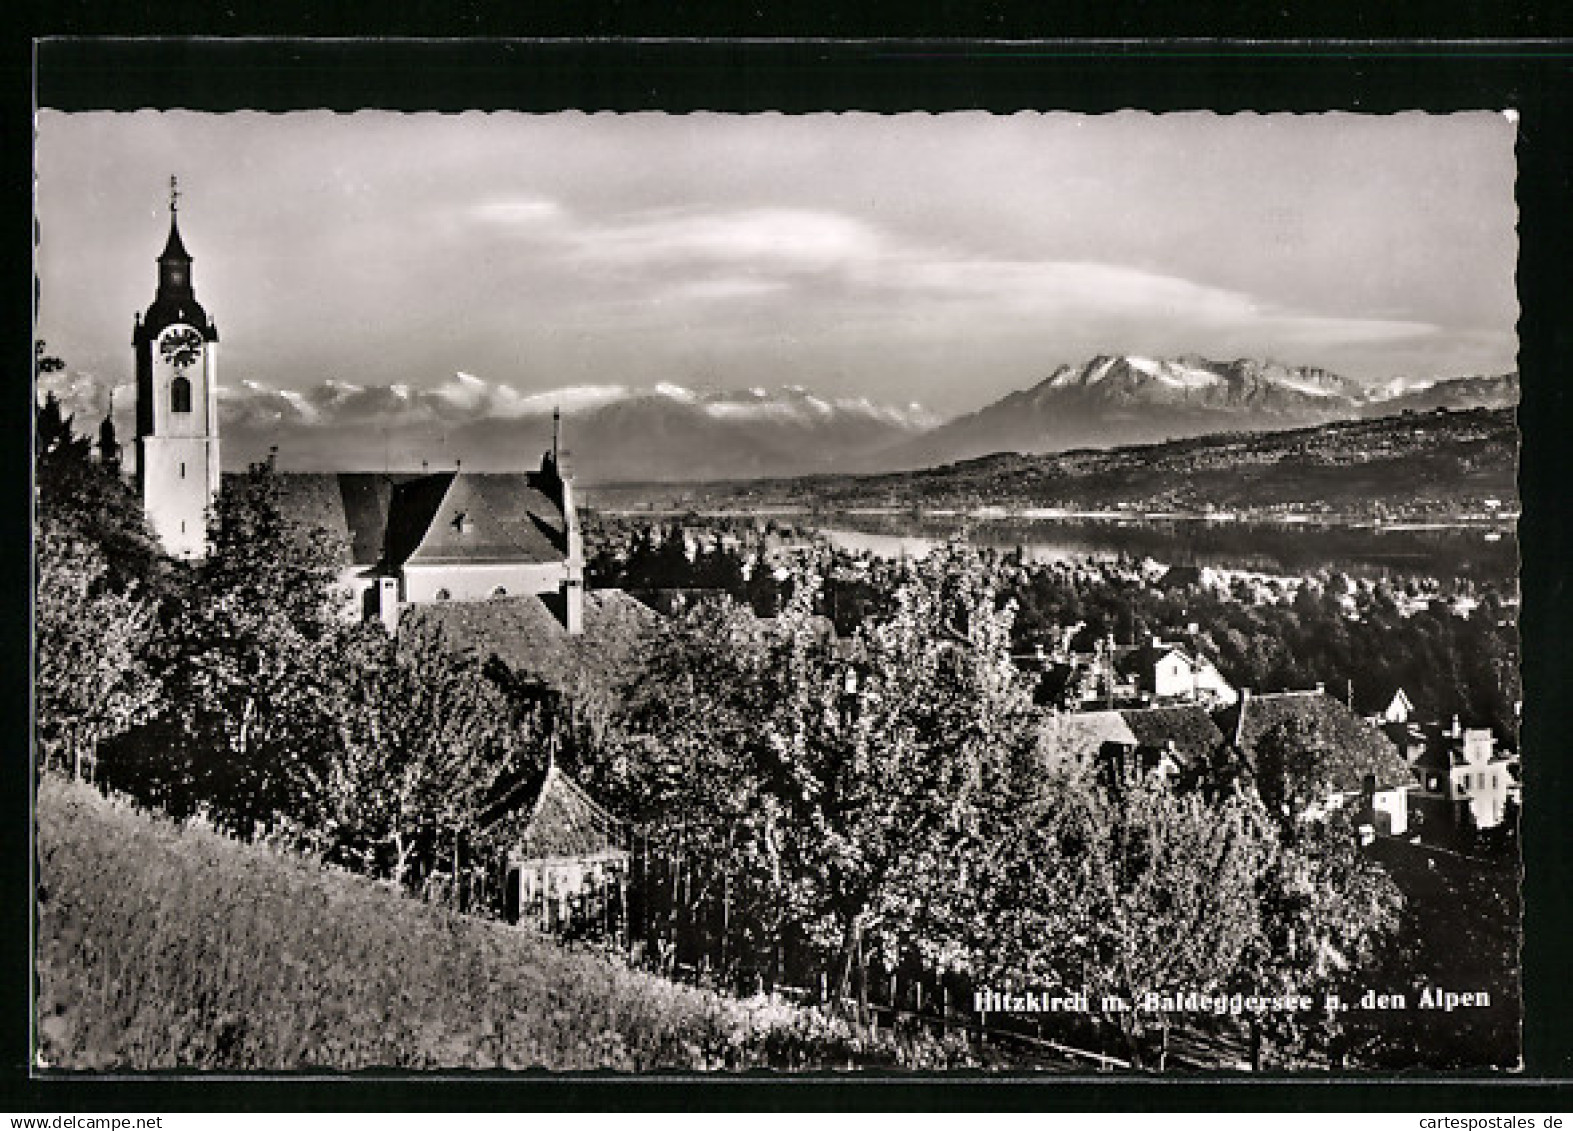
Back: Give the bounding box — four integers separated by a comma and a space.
334, 567, 379, 621
402, 561, 568, 604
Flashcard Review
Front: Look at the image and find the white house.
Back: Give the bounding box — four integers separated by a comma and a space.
1117, 637, 1240, 707
1411, 719, 1517, 831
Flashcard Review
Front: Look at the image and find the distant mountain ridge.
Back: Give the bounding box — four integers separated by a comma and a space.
883, 355, 1517, 470
1358, 371, 1520, 417
624, 406, 1519, 519
218, 357, 1516, 483
557, 383, 937, 482
219, 376, 939, 482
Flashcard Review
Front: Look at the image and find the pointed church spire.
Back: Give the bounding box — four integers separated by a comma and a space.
158, 176, 193, 293
141, 176, 214, 345
98, 388, 122, 476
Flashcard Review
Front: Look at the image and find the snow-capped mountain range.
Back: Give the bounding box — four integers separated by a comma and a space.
215, 374, 940, 481
881, 355, 1517, 471
531, 383, 939, 482
199, 356, 1516, 481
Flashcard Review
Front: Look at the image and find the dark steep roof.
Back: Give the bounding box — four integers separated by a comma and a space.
337, 475, 400, 564
487, 761, 625, 861
272, 473, 396, 567
160, 214, 192, 262
403, 589, 657, 701
1220, 690, 1411, 792
1119, 705, 1225, 767
400, 472, 566, 566
380, 473, 459, 567
1038, 710, 1138, 769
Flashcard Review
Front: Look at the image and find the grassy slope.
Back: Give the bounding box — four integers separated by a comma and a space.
35, 780, 1521, 1073
34, 778, 964, 1071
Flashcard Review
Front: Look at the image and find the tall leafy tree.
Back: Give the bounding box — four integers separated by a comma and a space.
35, 391, 165, 595
969, 761, 1274, 1068
34, 524, 162, 781
162, 456, 349, 837
314, 622, 546, 897
596, 594, 784, 978
1240, 716, 1404, 1067
34, 376, 165, 785
596, 545, 1043, 1005
758, 545, 1041, 1014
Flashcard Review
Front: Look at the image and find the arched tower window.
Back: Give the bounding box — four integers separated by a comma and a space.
170, 375, 192, 414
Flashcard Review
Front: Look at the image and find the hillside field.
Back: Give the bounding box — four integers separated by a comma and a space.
33, 778, 971, 1071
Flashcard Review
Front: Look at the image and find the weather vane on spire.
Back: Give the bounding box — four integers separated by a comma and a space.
169, 174, 180, 213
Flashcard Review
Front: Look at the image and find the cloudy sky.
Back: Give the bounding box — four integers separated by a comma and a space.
35, 110, 1517, 468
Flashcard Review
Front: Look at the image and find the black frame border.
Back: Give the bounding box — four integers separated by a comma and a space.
12, 35, 1573, 1111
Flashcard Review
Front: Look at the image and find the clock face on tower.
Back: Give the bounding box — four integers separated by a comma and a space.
159, 326, 203, 369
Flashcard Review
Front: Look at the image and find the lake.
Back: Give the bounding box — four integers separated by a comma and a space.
816, 514, 1518, 582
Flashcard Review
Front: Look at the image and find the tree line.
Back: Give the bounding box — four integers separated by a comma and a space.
573, 543, 1404, 1068
588, 514, 1520, 738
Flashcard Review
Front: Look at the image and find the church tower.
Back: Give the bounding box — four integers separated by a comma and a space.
133, 177, 220, 559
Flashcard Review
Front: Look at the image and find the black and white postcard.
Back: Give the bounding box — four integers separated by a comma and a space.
30, 45, 1537, 1087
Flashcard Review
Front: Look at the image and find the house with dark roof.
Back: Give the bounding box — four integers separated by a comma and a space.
1119, 705, 1226, 779
1217, 688, 1415, 836
273, 435, 584, 634
1113, 636, 1239, 708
